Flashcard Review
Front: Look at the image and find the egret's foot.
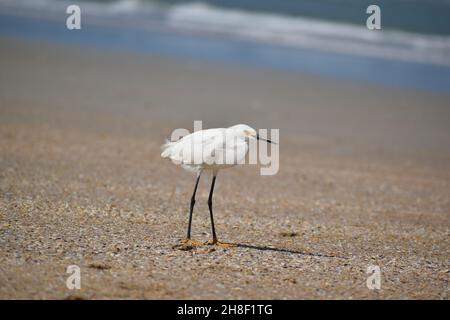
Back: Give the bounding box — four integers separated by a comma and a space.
204, 239, 236, 248
180, 239, 203, 246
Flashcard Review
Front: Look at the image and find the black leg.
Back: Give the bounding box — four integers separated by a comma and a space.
207, 174, 218, 242
187, 172, 201, 239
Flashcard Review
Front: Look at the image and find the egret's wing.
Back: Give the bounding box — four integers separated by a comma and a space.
162, 129, 225, 165
202, 131, 248, 166
161, 128, 249, 167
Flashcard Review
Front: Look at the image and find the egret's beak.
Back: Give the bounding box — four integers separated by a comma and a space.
256, 134, 277, 144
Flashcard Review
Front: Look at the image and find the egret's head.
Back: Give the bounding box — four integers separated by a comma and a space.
230, 124, 276, 144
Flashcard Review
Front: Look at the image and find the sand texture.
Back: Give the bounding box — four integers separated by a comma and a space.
0, 38, 449, 299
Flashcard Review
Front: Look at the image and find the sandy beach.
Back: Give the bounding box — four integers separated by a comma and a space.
0, 38, 449, 299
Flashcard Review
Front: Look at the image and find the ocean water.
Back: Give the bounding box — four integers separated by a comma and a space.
1, 0, 450, 93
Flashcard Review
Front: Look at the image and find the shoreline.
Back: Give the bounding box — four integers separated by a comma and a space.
1, 10, 450, 94
2, 37, 450, 162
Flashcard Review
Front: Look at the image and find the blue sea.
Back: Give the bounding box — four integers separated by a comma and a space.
1, 0, 450, 93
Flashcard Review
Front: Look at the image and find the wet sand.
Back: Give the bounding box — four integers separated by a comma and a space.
0, 38, 449, 299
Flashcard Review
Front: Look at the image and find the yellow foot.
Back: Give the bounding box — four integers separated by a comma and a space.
180, 239, 203, 246
203, 239, 237, 248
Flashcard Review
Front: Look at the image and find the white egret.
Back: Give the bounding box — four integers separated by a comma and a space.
161, 124, 275, 246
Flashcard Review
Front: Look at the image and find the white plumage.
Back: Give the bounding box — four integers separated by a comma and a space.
161, 124, 253, 173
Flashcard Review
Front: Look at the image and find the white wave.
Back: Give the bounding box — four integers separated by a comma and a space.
165, 2, 450, 66
2, 0, 450, 66
0, 0, 157, 15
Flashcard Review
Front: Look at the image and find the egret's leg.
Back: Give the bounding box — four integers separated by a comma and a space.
207, 174, 218, 243
204, 173, 236, 248
183, 172, 201, 245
